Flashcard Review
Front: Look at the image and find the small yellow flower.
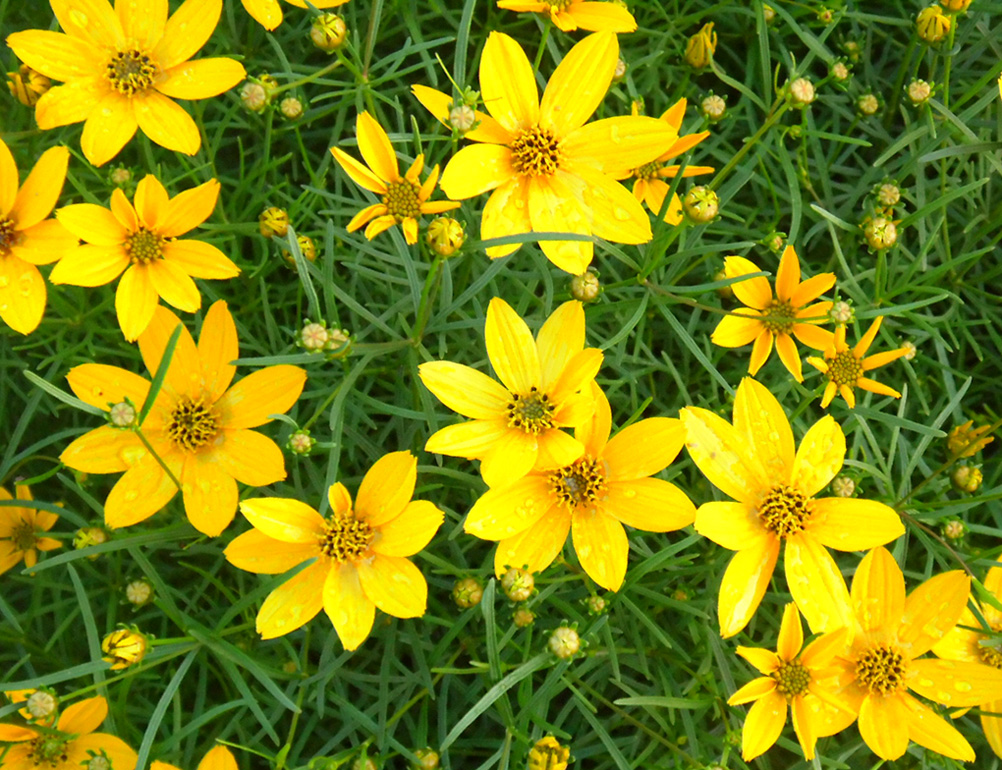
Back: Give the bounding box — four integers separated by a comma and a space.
807, 317, 909, 408
916, 5, 951, 43
711, 246, 836, 382
50, 175, 240, 341
101, 627, 148, 669
496, 0, 636, 32
226, 451, 444, 650
7, 63, 51, 106
6, 0, 247, 166
310, 13, 349, 51
240, 0, 349, 30
685, 22, 717, 69
946, 419, 995, 458
153, 743, 239, 770
527, 737, 570, 770
0, 483, 60, 576
330, 112, 460, 245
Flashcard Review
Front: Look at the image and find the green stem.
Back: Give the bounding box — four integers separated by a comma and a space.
274, 59, 344, 95
942, 23, 956, 110
412, 257, 444, 343
708, 99, 791, 192
533, 23, 551, 71
133, 428, 182, 490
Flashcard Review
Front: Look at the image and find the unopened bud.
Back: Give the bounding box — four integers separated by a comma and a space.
672, 588, 689, 601
283, 234, 317, 265
816, 6, 834, 23
108, 401, 137, 428
876, 183, 901, 207
685, 23, 717, 69
831, 61, 850, 81
901, 340, 917, 360
85, 754, 111, 770
701, 94, 726, 121
25, 691, 57, 720
110, 167, 132, 186
548, 626, 580, 659
299, 322, 330, 351
351, 758, 377, 770
829, 301, 854, 324
763, 4, 776, 22
311, 14, 348, 52
426, 217, 465, 257
412, 748, 439, 770
570, 270, 601, 302
843, 40, 861, 62
513, 607, 535, 627
280, 96, 303, 120
448, 104, 476, 133
863, 216, 897, 251
74, 527, 108, 557
6, 64, 50, 107
947, 420, 994, 458
125, 579, 153, 607
452, 577, 483, 609
101, 627, 148, 670
857, 93, 880, 116
683, 186, 719, 223
528, 738, 570, 770
917, 5, 951, 43
501, 567, 534, 602
951, 465, 983, 493
789, 77, 816, 106
942, 519, 967, 540
831, 476, 855, 497
288, 429, 316, 456
939, 0, 971, 12
240, 82, 269, 113
907, 79, 933, 105
259, 207, 289, 238
586, 595, 607, 615
612, 58, 627, 82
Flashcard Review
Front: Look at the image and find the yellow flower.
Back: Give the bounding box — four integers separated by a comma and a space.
465, 384, 694, 591
728, 603, 851, 761
240, 0, 348, 30
0, 696, 137, 770
429, 32, 679, 274
916, 4, 951, 43
7, 63, 51, 107
226, 451, 444, 650
807, 317, 909, 408
527, 737, 570, 770
496, 0, 637, 33
59, 301, 307, 537
830, 547, 1002, 762
419, 298, 602, 488
946, 419, 995, 458
711, 245, 836, 382
101, 627, 148, 669
610, 99, 714, 225
684, 22, 717, 69
932, 566, 1002, 759
50, 174, 240, 341
0, 138, 75, 335
6, 0, 246, 167
153, 744, 238, 770
680, 377, 905, 638
0, 483, 60, 575
330, 112, 460, 245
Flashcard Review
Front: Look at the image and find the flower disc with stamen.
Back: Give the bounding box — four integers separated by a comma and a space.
507, 388, 556, 435
0, 483, 61, 575
808, 317, 909, 408
106, 50, 158, 96
320, 516, 375, 562
758, 484, 811, 538
510, 127, 563, 176
166, 397, 221, 452
855, 644, 907, 695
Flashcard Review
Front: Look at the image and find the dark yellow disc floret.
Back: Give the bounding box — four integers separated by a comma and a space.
125, 227, 165, 264
760, 298, 797, 334
0, 216, 17, 256
634, 160, 663, 180
166, 397, 220, 452
510, 126, 562, 177
319, 514, 374, 562
11, 520, 39, 552
106, 50, 158, 96
383, 179, 423, 220
855, 644, 908, 695
506, 387, 555, 435
979, 631, 1002, 670
757, 484, 812, 538
29, 735, 70, 767
826, 350, 864, 387
772, 659, 812, 698
548, 456, 607, 509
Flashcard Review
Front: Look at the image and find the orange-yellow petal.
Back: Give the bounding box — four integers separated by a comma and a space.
603, 478, 694, 532
60, 425, 143, 474
851, 546, 905, 634
481, 175, 532, 259
157, 58, 245, 100
198, 300, 237, 401
147, 259, 202, 313
116, 265, 160, 341
711, 310, 761, 348
733, 377, 794, 481
80, 93, 138, 167
903, 694, 975, 762
355, 111, 399, 183
485, 297, 541, 393
539, 31, 617, 136
790, 415, 845, 497
784, 532, 853, 635
215, 429, 286, 486
104, 450, 180, 528
65, 363, 151, 412
240, 497, 323, 543
58, 695, 107, 734
741, 690, 787, 761
808, 498, 904, 551
418, 361, 509, 419
224, 529, 316, 574
479, 31, 539, 132
898, 571, 969, 657
181, 456, 238, 536
571, 506, 628, 591
372, 500, 443, 557
718, 539, 780, 638
356, 554, 427, 619
256, 559, 326, 639
161, 240, 239, 280
355, 451, 417, 527
323, 562, 375, 650
724, 256, 772, 310
154, 0, 222, 70
858, 693, 910, 760
159, 179, 220, 238
0, 257, 45, 335
133, 91, 200, 156
424, 419, 509, 459
12, 146, 69, 230
494, 508, 572, 576
215, 366, 307, 429
465, 474, 551, 539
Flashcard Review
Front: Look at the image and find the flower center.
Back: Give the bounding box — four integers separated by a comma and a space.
543, 0, 572, 9
382, 179, 423, 220
548, 456, 607, 509
166, 397, 220, 452
634, 160, 663, 180
106, 49, 158, 96
771, 659, 811, 698
10, 520, 38, 552
855, 644, 908, 695
760, 298, 797, 334
319, 514, 374, 562
0, 216, 18, 256
757, 484, 812, 538
979, 631, 1002, 669
510, 126, 562, 177
826, 350, 864, 387
29, 736, 70, 767
125, 227, 165, 264
506, 387, 555, 435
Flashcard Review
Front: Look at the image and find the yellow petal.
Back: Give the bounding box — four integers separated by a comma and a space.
479, 31, 539, 132
571, 506, 628, 591
330, 147, 387, 194
157, 58, 245, 100
494, 508, 572, 576
372, 500, 443, 557
197, 746, 237, 770
256, 560, 326, 639
898, 571, 969, 657
534, 427, 585, 471
576, 382, 610, 457
323, 563, 375, 650
570, 163, 652, 246
775, 332, 803, 381
240, 0, 282, 29
485, 297, 541, 393
748, 331, 773, 376
718, 539, 780, 638
774, 245, 801, 302
33, 78, 105, 129
224, 529, 316, 574
0, 724, 38, 741
240, 498, 323, 543
215, 429, 286, 486
104, 450, 180, 528
548, 348, 602, 409
181, 457, 237, 536
0, 257, 45, 335
355, 451, 417, 527
357, 554, 427, 618
5, 29, 103, 81
418, 361, 509, 419
712, 310, 763, 348
465, 475, 551, 539
197, 300, 237, 401
134, 91, 200, 156
791, 272, 836, 308
66, 363, 151, 411
80, 93, 138, 167
728, 676, 776, 705
528, 174, 592, 275
724, 255, 772, 310
161, 240, 239, 279
790, 415, 845, 497
424, 419, 509, 459
12, 146, 69, 230
116, 265, 160, 341
858, 693, 910, 760
784, 533, 853, 635
680, 406, 767, 504
411, 84, 511, 143
215, 366, 307, 429
533, 301, 584, 393
136, 304, 200, 398
981, 700, 1002, 759
14, 219, 77, 267
602, 417, 686, 481
154, 0, 222, 70
790, 695, 818, 759
851, 546, 905, 634
481, 176, 532, 259
600, 478, 694, 533
56, 203, 126, 246
58, 696, 107, 734
910, 658, 1002, 707
732, 377, 795, 483
49, 245, 128, 287
740, 690, 787, 761
355, 111, 399, 183
480, 425, 538, 487
70, 735, 136, 770
563, 3, 637, 33
776, 602, 804, 660
117, 0, 168, 48
159, 179, 220, 238
808, 498, 904, 551
0, 139, 17, 216
60, 425, 143, 473
540, 31, 617, 136
903, 694, 975, 762
694, 501, 766, 550
439, 143, 514, 200
793, 322, 834, 351
563, 116, 678, 173
51, 0, 125, 49
147, 259, 202, 312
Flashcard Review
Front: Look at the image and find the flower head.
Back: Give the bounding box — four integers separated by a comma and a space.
464, 384, 694, 591
50, 175, 240, 341
241, 0, 349, 30
711, 245, 836, 382
101, 627, 148, 669
946, 419, 994, 458
330, 112, 460, 245
226, 451, 443, 650
6, 0, 246, 166
7, 64, 51, 106
419, 298, 602, 487
807, 317, 909, 408
496, 0, 636, 33
681, 377, 905, 637
59, 301, 307, 537
527, 737, 570, 770
917, 4, 951, 43
153, 744, 238, 770
684, 23, 717, 69
0, 483, 60, 576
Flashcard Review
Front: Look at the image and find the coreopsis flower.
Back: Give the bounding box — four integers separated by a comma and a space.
711, 246, 836, 382
932, 566, 1002, 758
226, 451, 443, 650
527, 737, 570, 770
429, 32, 679, 274
496, 0, 637, 33
680, 377, 905, 637
50, 175, 240, 341
946, 419, 994, 458
6, 0, 246, 166
684, 22, 717, 69
101, 627, 148, 669
916, 4, 951, 43
0, 483, 60, 575
419, 298, 602, 487
465, 384, 695, 591
154, 744, 238, 770
7, 63, 51, 107
0, 696, 137, 770
59, 301, 307, 537
241, 0, 348, 30
610, 99, 714, 225
330, 112, 460, 245
728, 604, 851, 761
829, 547, 1002, 761
0, 138, 74, 335
806, 317, 909, 408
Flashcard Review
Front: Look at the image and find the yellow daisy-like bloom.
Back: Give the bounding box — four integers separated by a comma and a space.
680, 377, 905, 638
729, 603, 851, 761
465, 384, 695, 591
711, 245, 836, 381
807, 317, 909, 408
59, 301, 307, 537
226, 451, 444, 650
50, 174, 240, 341
0, 696, 137, 770
610, 99, 714, 225
329, 112, 460, 245
0, 138, 75, 335
430, 32, 679, 274
0, 483, 60, 576
6, 0, 247, 167
830, 547, 1002, 762
496, 0, 637, 33
419, 298, 602, 488
240, 0, 348, 30
933, 566, 1002, 758
153, 744, 238, 770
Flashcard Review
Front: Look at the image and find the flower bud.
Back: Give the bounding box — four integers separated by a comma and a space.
788, 77, 816, 106
73, 526, 108, 558
857, 93, 880, 116
900, 340, 917, 361
863, 216, 897, 251
763, 4, 776, 22
876, 183, 901, 208
280, 96, 303, 120
452, 577, 483, 609
570, 270, 600, 302
283, 234, 317, 265
683, 186, 719, 223
829, 301, 854, 325
449, 104, 476, 133
951, 465, 983, 493
426, 217, 465, 257
240, 81, 269, 113
907, 79, 933, 105
412, 748, 439, 770
259, 207, 290, 239
672, 588, 690, 601
816, 6, 834, 23
501, 567, 534, 602
299, 322, 330, 352
25, 691, 58, 720
684, 23, 717, 69
528, 737, 570, 770
311, 14, 348, 52
85, 753, 111, 770
613, 58, 627, 82
941, 519, 967, 540
6, 64, 50, 107
513, 607, 535, 628
916, 5, 951, 43
548, 626, 580, 659
110, 167, 133, 187
831, 475, 855, 497
830, 61, 851, 82
947, 420, 994, 458
125, 579, 153, 607
939, 0, 971, 12
843, 40, 861, 62
288, 429, 316, 456
101, 627, 148, 670
586, 595, 607, 615
108, 401, 137, 428
352, 757, 377, 770
701, 94, 726, 121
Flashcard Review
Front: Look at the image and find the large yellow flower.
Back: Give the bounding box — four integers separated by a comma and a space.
419, 298, 601, 488
6, 0, 246, 166
429, 32, 679, 274
932, 566, 1002, 759
59, 301, 307, 537
241, 0, 348, 30
226, 451, 443, 650
50, 174, 240, 341
680, 377, 904, 638
0, 139, 75, 335
711, 246, 835, 381
496, 0, 637, 33
0, 483, 60, 576
330, 112, 460, 245
830, 547, 1002, 762
0, 696, 137, 770
465, 384, 694, 591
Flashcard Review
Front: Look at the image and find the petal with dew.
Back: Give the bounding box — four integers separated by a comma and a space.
604, 417, 686, 480
485, 297, 541, 393
134, 91, 200, 156
0, 140, 18, 216
858, 694, 910, 760
323, 563, 375, 651
808, 498, 904, 551
198, 300, 237, 401
215, 429, 286, 486
6, 29, 103, 81
563, 116, 678, 173
12, 146, 70, 230
424, 419, 508, 459
240, 0, 282, 29
181, 457, 237, 536
66, 363, 150, 412
733, 377, 795, 482
851, 546, 905, 633
791, 415, 845, 497
51, 0, 125, 49
571, 507, 628, 591
34, 78, 105, 129
373, 500, 443, 557
224, 529, 316, 574
535, 300, 585, 392
479, 32, 539, 132
215, 366, 307, 429
910, 658, 1002, 707
539, 31, 617, 136
104, 451, 180, 528
159, 179, 220, 238
155, 0, 223, 70
719, 539, 780, 638
116, 265, 159, 341
256, 560, 325, 639
903, 694, 975, 762
604, 478, 695, 532
741, 690, 787, 761
694, 501, 766, 550
418, 361, 509, 419
680, 406, 767, 504
80, 93, 138, 167
355, 451, 417, 527
528, 174, 593, 275
240, 498, 324, 543
481, 176, 533, 259
0, 258, 45, 335
571, 163, 652, 246
357, 554, 428, 618
157, 58, 245, 101
898, 571, 969, 658
494, 508, 572, 576
118, 0, 168, 47
784, 533, 853, 635
465, 475, 551, 540
60, 425, 143, 474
